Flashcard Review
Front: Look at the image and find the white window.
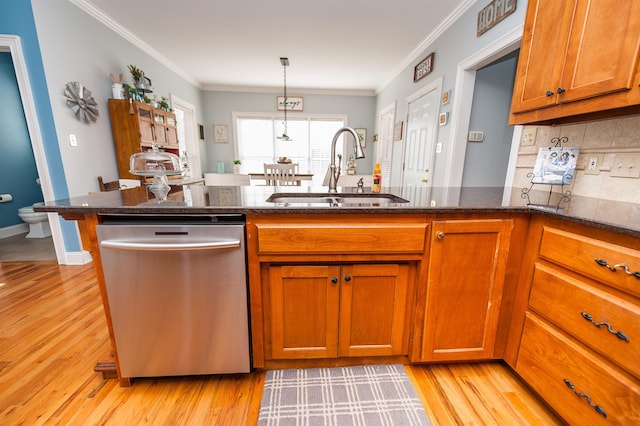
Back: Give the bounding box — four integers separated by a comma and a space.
234, 113, 347, 186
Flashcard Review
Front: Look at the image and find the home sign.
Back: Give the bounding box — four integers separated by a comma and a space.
477, 0, 516, 36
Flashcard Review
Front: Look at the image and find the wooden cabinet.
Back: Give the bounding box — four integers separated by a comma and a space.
246, 213, 428, 368
510, 0, 640, 124
418, 219, 514, 361
268, 263, 411, 360
108, 99, 179, 179
510, 216, 640, 424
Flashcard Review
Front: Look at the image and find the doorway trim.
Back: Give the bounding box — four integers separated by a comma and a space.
443, 25, 523, 205
0, 35, 67, 264
171, 94, 202, 179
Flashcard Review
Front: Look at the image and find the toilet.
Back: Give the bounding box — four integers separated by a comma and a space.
18, 202, 51, 238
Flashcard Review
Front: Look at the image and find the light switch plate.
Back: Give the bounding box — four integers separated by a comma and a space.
468, 130, 484, 142
521, 127, 537, 146
610, 154, 640, 178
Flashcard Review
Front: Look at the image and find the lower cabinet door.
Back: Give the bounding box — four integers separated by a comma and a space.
338, 264, 410, 357
517, 313, 640, 425
420, 219, 513, 361
269, 265, 340, 359
268, 264, 411, 360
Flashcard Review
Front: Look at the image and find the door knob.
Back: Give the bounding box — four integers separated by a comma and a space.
546, 90, 554, 97
344, 275, 352, 282
331, 277, 338, 284
557, 87, 565, 94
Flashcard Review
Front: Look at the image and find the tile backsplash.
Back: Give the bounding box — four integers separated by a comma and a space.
511, 114, 640, 205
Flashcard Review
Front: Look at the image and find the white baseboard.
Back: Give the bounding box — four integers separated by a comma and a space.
0, 223, 29, 239
61, 250, 93, 265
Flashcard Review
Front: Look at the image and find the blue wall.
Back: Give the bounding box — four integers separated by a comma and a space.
0, 0, 80, 251
0, 52, 42, 227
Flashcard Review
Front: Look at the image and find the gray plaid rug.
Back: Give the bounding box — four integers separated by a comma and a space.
257, 364, 431, 425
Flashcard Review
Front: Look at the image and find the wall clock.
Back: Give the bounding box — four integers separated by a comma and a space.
64, 81, 99, 123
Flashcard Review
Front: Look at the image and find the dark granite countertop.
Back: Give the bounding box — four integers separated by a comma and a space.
36, 184, 639, 238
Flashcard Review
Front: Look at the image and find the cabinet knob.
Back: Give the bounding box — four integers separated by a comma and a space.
344, 275, 352, 282
331, 277, 338, 284
421, 178, 429, 183
437, 231, 445, 239
557, 87, 565, 94
545, 90, 554, 97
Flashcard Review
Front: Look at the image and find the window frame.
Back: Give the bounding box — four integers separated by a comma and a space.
231, 111, 349, 184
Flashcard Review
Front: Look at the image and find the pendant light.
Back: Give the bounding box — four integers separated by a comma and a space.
277, 57, 292, 141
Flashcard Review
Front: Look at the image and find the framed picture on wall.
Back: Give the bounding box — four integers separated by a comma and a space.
277, 96, 304, 111
355, 128, 367, 148
213, 124, 228, 143
394, 121, 403, 141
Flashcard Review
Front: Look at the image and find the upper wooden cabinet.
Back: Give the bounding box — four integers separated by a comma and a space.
108, 99, 179, 179
510, 0, 640, 124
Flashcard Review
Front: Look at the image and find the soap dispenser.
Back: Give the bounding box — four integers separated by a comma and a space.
372, 162, 382, 193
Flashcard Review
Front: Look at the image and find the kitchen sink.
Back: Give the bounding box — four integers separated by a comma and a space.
266, 192, 409, 205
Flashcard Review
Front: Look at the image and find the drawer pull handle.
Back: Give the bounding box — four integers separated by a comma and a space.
563, 379, 607, 418
580, 312, 630, 342
594, 258, 640, 279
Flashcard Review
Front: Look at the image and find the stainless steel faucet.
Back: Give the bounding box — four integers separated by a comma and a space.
328, 127, 365, 193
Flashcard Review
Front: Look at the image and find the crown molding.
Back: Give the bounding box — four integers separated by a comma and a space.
70, 0, 200, 88
202, 84, 376, 97
376, 0, 477, 94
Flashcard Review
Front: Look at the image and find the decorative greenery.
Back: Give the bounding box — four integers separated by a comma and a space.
159, 96, 170, 111
233, 159, 241, 165
127, 65, 144, 82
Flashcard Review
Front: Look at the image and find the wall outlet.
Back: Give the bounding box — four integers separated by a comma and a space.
68, 133, 78, 147
583, 154, 603, 175
521, 127, 537, 146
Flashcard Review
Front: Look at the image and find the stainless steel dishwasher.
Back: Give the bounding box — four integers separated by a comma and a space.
96, 214, 250, 378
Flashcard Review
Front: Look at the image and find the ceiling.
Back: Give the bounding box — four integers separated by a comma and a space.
77, 0, 471, 93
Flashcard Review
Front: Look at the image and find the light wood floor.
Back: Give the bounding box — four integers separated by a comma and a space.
0, 261, 562, 425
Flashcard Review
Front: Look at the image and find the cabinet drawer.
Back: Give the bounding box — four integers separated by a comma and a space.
529, 263, 640, 377
539, 226, 640, 298
255, 223, 427, 254
517, 314, 640, 425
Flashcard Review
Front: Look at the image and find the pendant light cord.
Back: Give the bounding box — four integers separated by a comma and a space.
283, 62, 288, 135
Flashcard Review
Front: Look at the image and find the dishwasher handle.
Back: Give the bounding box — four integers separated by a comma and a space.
100, 239, 241, 251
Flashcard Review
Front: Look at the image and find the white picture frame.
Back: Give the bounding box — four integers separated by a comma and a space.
277, 96, 304, 111
213, 124, 228, 143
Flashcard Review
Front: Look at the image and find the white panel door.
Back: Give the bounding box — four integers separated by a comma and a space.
402, 85, 440, 199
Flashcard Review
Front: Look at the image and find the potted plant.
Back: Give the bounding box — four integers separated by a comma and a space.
233, 159, 242, 174
127, 64, 144, 84
159, 96, 170, 111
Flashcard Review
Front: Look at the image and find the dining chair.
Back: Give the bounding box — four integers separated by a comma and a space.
97, 176, 121, 192
263, 163, 298, 186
